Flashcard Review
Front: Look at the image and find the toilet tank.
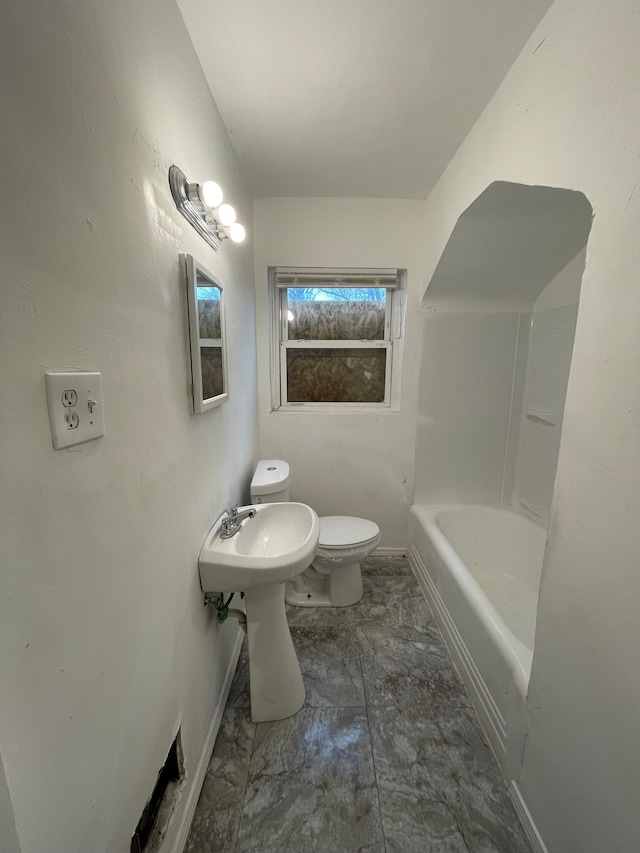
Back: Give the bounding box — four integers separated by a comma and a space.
250, 459, 290, 503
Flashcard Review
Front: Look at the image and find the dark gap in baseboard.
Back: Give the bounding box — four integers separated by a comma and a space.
131, 729, 185, 853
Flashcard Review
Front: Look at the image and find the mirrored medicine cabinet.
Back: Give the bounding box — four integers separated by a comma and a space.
182, 253, 229, 413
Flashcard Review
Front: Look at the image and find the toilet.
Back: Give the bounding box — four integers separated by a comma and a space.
250, 459, 381, 607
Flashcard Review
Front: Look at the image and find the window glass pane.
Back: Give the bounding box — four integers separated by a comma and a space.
286, 348, 386, 403
201, 346, 224, 399
197, 285, 221, 339
286, 287, 386, 340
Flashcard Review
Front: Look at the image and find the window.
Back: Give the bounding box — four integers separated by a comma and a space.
270, 267, 405, 410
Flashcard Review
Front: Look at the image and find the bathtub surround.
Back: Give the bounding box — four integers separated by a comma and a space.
0, 2, 257, 852
415, 182, 591, 513
416, 1, 640, 849
416, 311, 525, 506
185, 557, 531, 852
416, 267, 584, 520
512, 302, 579, 524
508, 250, 585, 523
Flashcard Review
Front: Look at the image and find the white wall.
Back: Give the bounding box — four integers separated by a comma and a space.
253, 198, 426, 548
419, 0, 640, 849
0, 3, 257, 852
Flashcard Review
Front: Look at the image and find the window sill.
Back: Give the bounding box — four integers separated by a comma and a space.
271, 404, 401, 415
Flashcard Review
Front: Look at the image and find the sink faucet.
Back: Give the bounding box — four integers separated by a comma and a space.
219, 504, 257, 539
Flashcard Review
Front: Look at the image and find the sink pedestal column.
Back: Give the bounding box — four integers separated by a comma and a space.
244, 581, 305, 722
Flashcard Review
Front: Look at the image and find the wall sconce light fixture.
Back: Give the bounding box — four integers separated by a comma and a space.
169, 165, 246, 251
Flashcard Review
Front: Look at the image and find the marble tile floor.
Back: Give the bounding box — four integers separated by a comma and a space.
185, 556, 531, 853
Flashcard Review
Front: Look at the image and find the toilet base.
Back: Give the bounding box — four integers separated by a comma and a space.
285, 562, 364, 608
285, 587, 333, 607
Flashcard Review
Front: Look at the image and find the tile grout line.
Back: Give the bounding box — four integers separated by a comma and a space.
356, 616, 390, 853
232, 709, 258, 853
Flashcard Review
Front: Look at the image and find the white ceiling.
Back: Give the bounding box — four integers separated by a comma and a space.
177, 0, 553, 199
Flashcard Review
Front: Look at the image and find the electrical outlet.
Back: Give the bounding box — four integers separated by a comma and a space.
64, 411, 79, 429
46, 372, 105, 450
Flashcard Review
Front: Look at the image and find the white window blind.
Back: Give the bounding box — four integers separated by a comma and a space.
275, 268, 399, 288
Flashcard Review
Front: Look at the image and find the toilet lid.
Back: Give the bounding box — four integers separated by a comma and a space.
319, 516, 380, 548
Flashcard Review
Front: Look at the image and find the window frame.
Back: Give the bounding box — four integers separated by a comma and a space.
269, 267, 405, 413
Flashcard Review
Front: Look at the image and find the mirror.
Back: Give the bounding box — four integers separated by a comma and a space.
182, 254, 229, 412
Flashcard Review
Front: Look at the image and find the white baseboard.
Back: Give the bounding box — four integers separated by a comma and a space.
373, 546, 408, 556
170, 627, 245, 853
509, 782, 548, 853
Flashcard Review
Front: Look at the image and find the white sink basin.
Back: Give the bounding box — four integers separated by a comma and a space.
199, 502, 320, 593
199, 501, 320, 723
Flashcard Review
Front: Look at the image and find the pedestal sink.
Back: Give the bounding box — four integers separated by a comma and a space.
199, 502, 319, 722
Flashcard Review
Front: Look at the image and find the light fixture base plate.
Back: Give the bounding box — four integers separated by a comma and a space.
169, 165, 222, 251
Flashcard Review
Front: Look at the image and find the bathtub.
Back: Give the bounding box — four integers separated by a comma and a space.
408, 504, 546, 780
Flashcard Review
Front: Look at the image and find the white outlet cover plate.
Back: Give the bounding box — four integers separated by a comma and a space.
45, 371, 105, 450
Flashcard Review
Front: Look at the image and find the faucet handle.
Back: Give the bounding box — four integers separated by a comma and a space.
226, 504, 239, 518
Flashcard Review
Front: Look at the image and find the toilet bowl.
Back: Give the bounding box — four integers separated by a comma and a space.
250, 460, 381, 608
285, 515, 381, 607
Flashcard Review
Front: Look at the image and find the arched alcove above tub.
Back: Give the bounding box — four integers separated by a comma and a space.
412, 182, 594, 780
423, 181, 593, 313
415, 181, 593, 519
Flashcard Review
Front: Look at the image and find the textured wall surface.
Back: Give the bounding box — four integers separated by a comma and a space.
418, 0, 640, 849
0, 2, 257, 851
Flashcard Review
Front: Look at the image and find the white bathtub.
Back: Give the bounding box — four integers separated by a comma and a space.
408, 504, 546, 780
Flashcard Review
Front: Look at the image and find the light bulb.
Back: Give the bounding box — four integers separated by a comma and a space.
229, 223, 246, 243
217, 203, 236, 226
199, 181, 223, 208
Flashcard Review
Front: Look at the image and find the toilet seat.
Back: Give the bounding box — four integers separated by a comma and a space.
318, 516, 380, 549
